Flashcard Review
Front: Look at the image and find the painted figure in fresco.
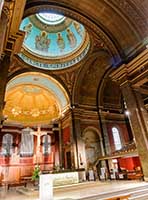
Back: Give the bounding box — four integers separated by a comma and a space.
35, 31, 50, 52
73, 21, 83, 37
57, 32, 65, 52
66, 28, 77, 48
23, 23, 33, 40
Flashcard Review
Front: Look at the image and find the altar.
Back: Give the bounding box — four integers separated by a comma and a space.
53, 171, 79, 186
39, 171, 79, 200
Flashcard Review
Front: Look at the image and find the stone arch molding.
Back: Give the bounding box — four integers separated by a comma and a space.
82, 126, 102, 140
6, 72, 69, 111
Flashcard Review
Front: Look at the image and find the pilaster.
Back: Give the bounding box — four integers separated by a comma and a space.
121, 82, 148, 180
0, 55, 11, 122
110, 49, 148, 180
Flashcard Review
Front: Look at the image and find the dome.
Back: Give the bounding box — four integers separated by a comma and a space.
19, 12, 90, 70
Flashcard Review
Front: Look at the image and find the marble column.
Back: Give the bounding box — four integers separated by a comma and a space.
0, 55, 10, 123
121, 82, 148, 181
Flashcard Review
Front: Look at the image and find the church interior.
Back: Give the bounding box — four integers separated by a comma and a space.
0, 0, 148, 199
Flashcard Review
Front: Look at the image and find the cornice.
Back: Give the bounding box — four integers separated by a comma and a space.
99, 111, 125, 121
110, 49, 148, 86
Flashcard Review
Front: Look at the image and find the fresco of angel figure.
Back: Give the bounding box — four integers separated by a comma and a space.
73, 22, 83, 37
35, 31, 50, 52
57, 32, 65, 52
66, 28, 77, 48
23, 23, 33, 40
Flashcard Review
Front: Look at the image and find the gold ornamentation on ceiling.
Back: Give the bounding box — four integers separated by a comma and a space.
3, 84, 60, 125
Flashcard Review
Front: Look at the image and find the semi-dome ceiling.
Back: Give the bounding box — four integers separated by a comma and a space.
4, 85, 60, 125
19, 12, 90, 70
4, 72, 69, 125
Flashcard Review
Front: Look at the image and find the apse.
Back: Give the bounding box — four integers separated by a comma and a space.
3, 72, 69, 125
19, 12, 90, 70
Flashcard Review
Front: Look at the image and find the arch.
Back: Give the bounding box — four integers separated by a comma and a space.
24, 0, 146, 61
98, 70, 122, 111
82, 126, 103, 168
82, 126, 102, 140
24, 1, 123, 64
73, 50, 112, 105
6, 72, 69, 111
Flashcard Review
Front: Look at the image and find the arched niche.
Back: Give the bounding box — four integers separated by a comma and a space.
82, 127, 103, 168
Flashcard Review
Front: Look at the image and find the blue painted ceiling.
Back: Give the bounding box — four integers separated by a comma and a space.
20, 13, 86, 58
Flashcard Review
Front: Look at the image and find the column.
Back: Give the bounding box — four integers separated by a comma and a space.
71, 107, 86, 169
134, 88, 148, 133
0, 55, 10, 123
121, 81, 148, 180
58, 121, 63, 168
71, 108, 79, 169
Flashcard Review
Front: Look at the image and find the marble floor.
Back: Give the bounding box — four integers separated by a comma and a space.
0, 180, 148, 200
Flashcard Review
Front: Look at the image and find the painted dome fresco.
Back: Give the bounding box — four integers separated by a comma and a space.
19, 12, 90, 70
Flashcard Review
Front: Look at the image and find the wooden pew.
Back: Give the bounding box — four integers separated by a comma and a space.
105, 194, 130, 200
